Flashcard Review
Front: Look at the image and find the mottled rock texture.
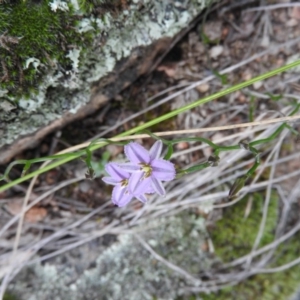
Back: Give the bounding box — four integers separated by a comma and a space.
0, 0, 216, 163
7, 213, 213, 300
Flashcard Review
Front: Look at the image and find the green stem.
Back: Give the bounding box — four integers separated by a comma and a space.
1, 60, 300, 192
116, 60, 300, 138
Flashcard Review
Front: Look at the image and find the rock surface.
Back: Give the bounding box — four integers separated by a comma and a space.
0, 0, 216, 164
7, 213, 213, 300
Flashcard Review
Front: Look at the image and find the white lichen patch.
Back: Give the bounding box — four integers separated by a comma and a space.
49, 0, 69, 12
0, 89, 8, 98
66, 48, 81, 71
0, 99, 15, 112
18, 89, 45, 112
69, 0, 79, 11
76, 18, 96, 33
24, 57, 42, 71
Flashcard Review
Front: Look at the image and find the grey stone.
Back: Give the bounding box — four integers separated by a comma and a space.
8, 213, 215, 300
0, 0, 217, 164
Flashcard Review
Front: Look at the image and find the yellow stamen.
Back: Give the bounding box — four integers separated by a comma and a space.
140, 163, 152, 178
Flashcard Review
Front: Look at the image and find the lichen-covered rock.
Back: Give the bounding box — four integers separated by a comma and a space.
8, 213, 214, 300
6, 193, 300, 299
0, 0, 216, 163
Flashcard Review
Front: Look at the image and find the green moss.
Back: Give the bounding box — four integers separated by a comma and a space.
77, 0, 126, 14
202, 192, 300, 300
0, 0, 94, 100
210, 192, 277, 261
202, 261, 300, 300
3, 292, 19, 300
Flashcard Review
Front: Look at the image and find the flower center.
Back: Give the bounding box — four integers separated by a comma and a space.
140, 163, 152, 178
120, 179, 128, 187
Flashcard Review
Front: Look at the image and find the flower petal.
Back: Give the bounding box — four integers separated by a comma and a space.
118, 162, 141, 173
145, 184, 155, 194
149, 140, 163, 160
124, 142, 150, 164
136, 194, 148, 203
128, 171, 152, 195
151, 177, 166, 196
102, 177, 120, 185
112, 186, 133, 207
151, 159, 176, 181
105, 162, 129, 180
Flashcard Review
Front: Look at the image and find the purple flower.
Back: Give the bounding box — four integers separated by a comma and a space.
102, 162, 149, 207
119, 140, 176, 196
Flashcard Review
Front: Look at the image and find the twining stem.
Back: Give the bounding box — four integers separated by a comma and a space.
177, 110, 299, 191
1, 60, 300, 192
